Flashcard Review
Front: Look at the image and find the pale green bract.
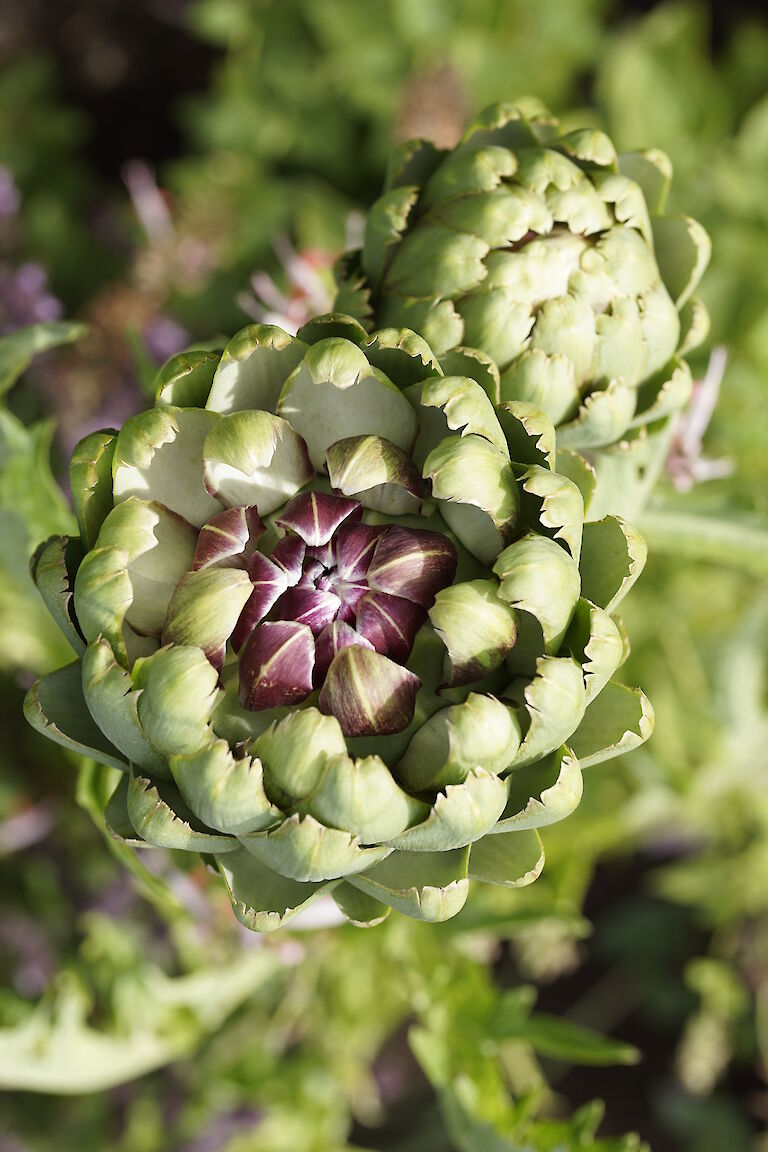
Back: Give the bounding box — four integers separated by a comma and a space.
335, 98, 712, 521
25, 314, 653, 929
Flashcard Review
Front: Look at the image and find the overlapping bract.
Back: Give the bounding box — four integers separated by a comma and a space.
25, 315, 653, 929
336, 98, 711, 518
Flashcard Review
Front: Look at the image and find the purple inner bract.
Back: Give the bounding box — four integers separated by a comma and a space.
203, 491, 457, 734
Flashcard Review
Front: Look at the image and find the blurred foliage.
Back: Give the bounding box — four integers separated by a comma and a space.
165, 0, 611, 332
0, 54, 119, 304
1, 1, 768, 1150
595, 1, 768, 509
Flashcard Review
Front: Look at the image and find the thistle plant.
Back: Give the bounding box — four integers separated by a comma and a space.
336, 99, 711, 517
24, 311, 653, 930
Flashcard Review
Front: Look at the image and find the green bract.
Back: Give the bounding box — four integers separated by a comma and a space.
25, 316, 653, 929
336, 98, 711, 519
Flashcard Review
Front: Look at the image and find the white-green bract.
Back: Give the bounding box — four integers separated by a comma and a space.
25, 313, 653, 930
336, 98, 711, 521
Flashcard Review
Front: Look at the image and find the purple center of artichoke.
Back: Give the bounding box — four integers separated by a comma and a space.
194, 490, 457, 737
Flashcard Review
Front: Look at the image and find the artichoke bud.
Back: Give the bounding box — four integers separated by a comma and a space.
26, 309, 654, 928
337, 98, 711, 496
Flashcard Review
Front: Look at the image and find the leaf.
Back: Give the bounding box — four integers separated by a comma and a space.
493, 1012, 640, 1066
348, 847, 470, 921
0, 320, 87, 395
331, 881, 391, 927
468, 828, 545, 888
578, 516, 647, 613
569, 681, 654, 767
24, 663, 128, 773
217, 847, 339, 932
0, 411, 74, 550
651, 214, 711, 308
0, 954, 280, 1093
30, 535, 85, 657
496, 747, 583, 831
638, 508, 768, 577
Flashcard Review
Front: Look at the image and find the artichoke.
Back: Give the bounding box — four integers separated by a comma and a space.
336, 99, 711, 517
25, 315, 652, 929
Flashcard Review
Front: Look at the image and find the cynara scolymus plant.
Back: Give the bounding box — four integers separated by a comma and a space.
336, 98, 711, 518
25, 312, 652, 929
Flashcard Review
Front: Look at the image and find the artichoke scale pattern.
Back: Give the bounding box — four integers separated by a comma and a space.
25, 315, 653, 929
335, 98, 711, 519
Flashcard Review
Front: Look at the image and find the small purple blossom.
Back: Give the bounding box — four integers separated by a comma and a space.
0, 261, 62, 334
0, 167, 20, 220
667, 346, 733, 491
238, 236, 335, 335
142, 315, 191, 364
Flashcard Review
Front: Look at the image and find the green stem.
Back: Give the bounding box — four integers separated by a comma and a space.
638, 508, 768, 576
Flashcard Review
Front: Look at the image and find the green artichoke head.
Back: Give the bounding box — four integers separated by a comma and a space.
336, 99, 712, 517
26, 314, 653, 929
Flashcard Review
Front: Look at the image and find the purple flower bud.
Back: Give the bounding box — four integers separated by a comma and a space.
237, 490, 456, 734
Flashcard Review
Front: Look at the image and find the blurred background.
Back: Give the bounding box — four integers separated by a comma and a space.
1, 1, 767, 1148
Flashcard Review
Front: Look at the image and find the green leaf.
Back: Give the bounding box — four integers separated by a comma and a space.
439, 345, 499, 403
127, 770, 237, 854
170, 737, 282, 836
384, 223, 489, 299
517, 464, 584, 563
569, 681, 654, 768
132, 644, 220, 758
241, 814, 391, 883
637, 508, 768, 577
388, 769, 509, 853
77, 763, 185, 916
397, 693, 522, 791
630, 358, 692, 428
494, 533, 581, 654
24, 663, 127, 773
217, 847, 338, 932
497, 400, 556, 470
556, 448, 597, 517
305, 753, 427, 844
0, 320, 87, 395
69, 429, 117, 550
557, 379, 637, 451
564, 599, 624, 703
113, 406, 222, 528
296, 312, 369, 346
331, 882, 391, 927
206, 324, 307, 414
578, 516, 647, 613
154, 348, 221, 407
468, 828, 544, 887
0, 953, 280, 1092
277, 338, 418, 470
430, 580, 518, 688
362, 184, 419, 290
348, 847, 470, 921
651, 214, 711, 308
326, 433, 423, 515
0, 411, 74, 547
494, 1012, 640, 1066
619, 148, 672, 214
81, 639, 169, 778
426, 433, 520, 565
507, 656, 587, 770
31, 535, 85, 657
420, 375, 508, 455
496, 746, 583, 831
361, 325, 442, 388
